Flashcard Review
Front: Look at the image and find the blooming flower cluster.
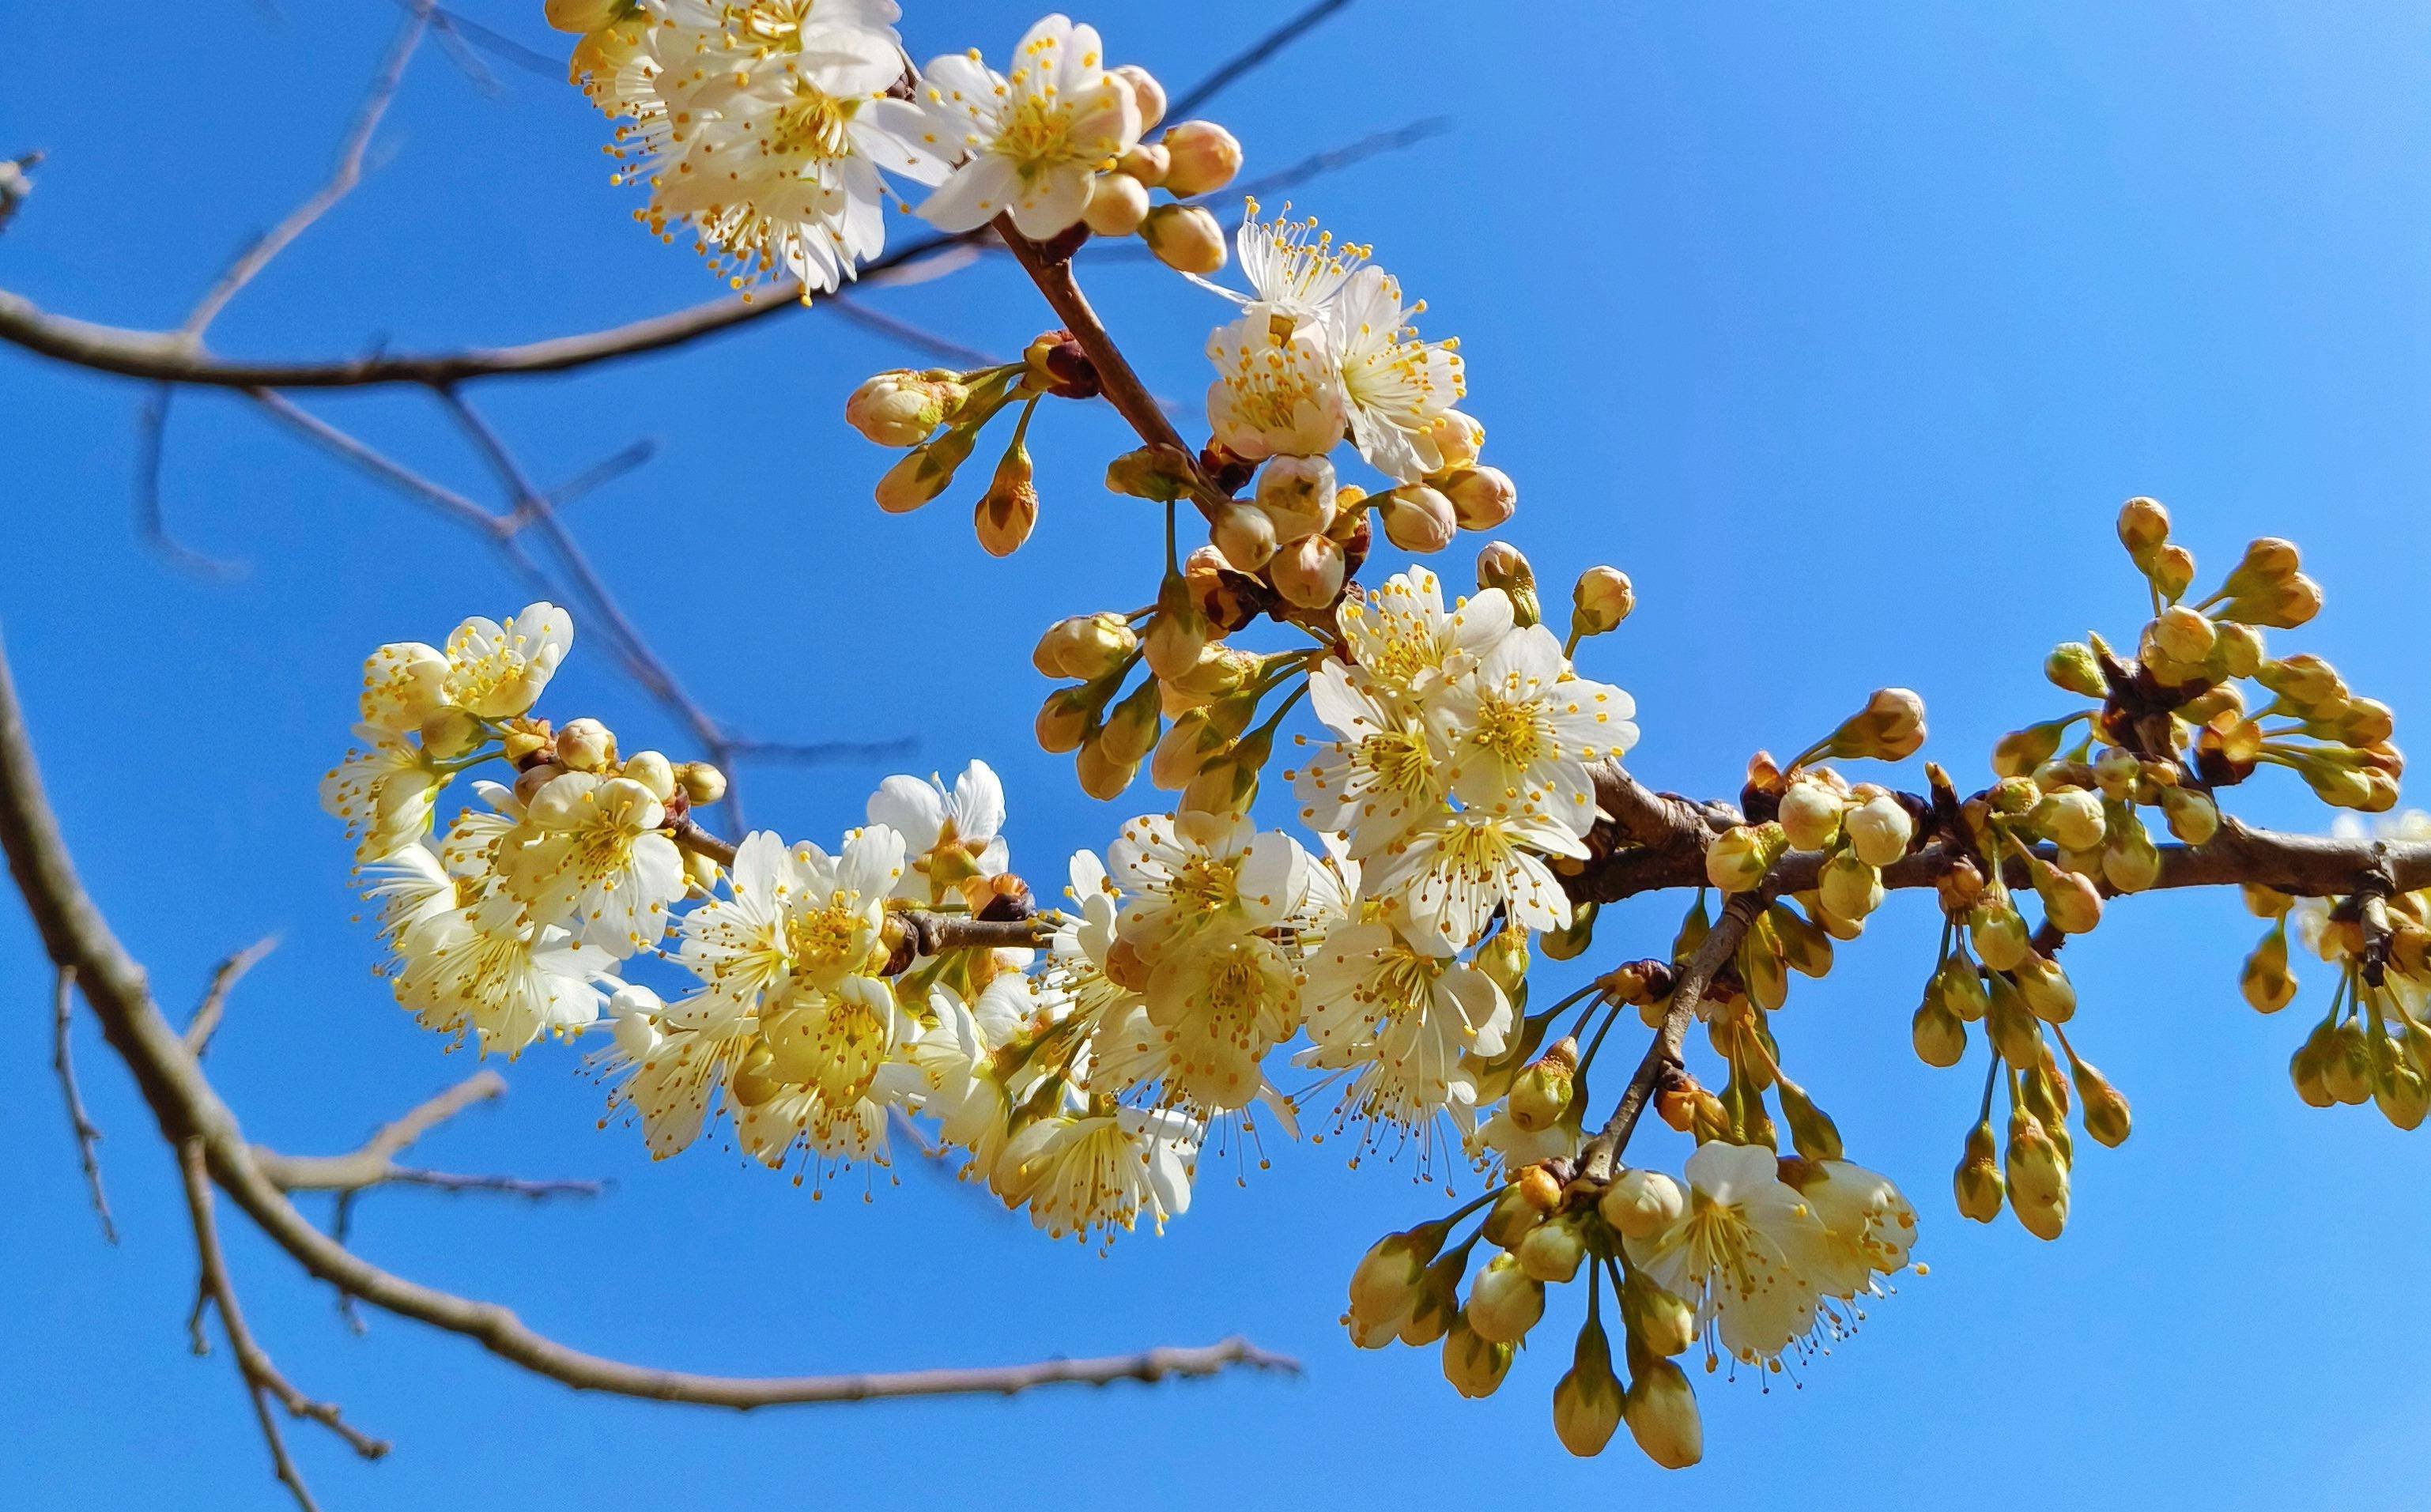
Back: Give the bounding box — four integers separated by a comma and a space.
317, 2, 2416, 1468
557, 3, 1236, 297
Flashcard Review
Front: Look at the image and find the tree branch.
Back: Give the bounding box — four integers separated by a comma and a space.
186, 935, 281, 1057
178, 1138, 390, 1512
52, 964, 117, 1244
251, 1069, 603, 1201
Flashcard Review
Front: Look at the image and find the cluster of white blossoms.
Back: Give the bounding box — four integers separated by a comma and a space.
557, 2, 1243, 296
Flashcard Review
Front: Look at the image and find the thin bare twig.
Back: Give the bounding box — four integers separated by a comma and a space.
251, 1069, 599, 1201
183, 5, 432, 336
186, 935, 281, 1056
51, 965, 117, 1245
178, 1139, 391, 1512
0, 0, 1365, 390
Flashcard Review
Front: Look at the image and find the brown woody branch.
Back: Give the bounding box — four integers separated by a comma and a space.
179, 1139, 390, 1512
51, 965, 116, 1244
250, 1069, 601, 1202
185, 935, 281, 1057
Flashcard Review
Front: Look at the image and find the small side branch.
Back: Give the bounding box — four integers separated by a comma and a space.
253, 1069, 601, 1202
186, 934, 281, 1056
177, 1139, 390, 1512
1577, 892, 1761, 1182
51, 965, 117, 1245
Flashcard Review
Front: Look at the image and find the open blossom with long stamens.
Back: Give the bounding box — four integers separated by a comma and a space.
442, 603, 572, 719
500, 771, 687, 957
1338, 568, 1514, 705
1215, 199, 1372, 319
1205, 306, 1346, 462
322, 728, 447, 862
1428, 623, 1637, 835
1331, 266, 1467, 484
995, 1103, 1200, 1245
390, 889, 618, 1058
1365, 805, 1580, 956
1298, 919, 1510, 1137
1108, 810, 1308, 956
1623, 1143, 1840, 1367
590, 4, 944, 296
911, 13, 1143, 239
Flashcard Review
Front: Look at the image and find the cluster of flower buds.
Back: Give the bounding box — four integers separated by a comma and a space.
1346, 1141, 1914, 1466
1090, 104, 1244, 274
2236, 816, 2431, 1129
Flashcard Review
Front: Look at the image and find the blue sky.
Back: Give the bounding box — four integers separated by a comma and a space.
6, 2, 2431, 1506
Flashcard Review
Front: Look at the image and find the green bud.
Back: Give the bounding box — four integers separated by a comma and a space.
1553, 1320, 1625, 1458
2045, 641, 2107, 699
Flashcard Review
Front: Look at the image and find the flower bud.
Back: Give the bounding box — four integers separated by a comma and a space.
1985, 971, 2043, 1066
1776, 779, 1846, 851
1348, 1224, 1445, 1326
1825, 688, 1928, 762
1508, 1037, 1580, 1133
1623, 1357, 1703, 1469
1437, 466, 1516, 531
1953, 1120, 2005, 1222
1465, 1252, 1546, 1344
845, 371, 963, 447
1097, 677, 1163, 765
2004, 1109, 2070, 1240
1817, 850, 1884, 924
2032, 862, 2103, 937
1269, 530, 1347, 609
974, 441, 1040, 557
2070, 1053, 2132, 1147
1516, 1214, 1587, 1284
1482, 1182, 1548, 1249
556, 717, 614, 773
1474, 541, 1539, 627
545, 0, 630, 31
2030, 787, 2106, 851
1104, 442, 1199, 503
1158, 120, 1242, 197
1474, 924, 1530, 997
1619, 1269, 1697, 1359
1936, 956, 1990, 1022
1706, 822, 1787, 893
1571, 566, 1635, 638
1112, 64, 1167, 133
1912, 996, 1967, 1067
2012, 950, 2077, 1024
874, 426, 975, 513
1082, 170, 1151, 237
2240, 927, 2297, 1012
1844, 793, 1916, 868
674, 761, 726, 806
1255, 454, 1338, 540
1140, 203, 1226, 273
2158, 785, 2219, 845
1553, 1322, 1625, 1458
1995, 727, 2071, 785
2117, 496, 2170, 564
1143, 591, 1211, 683
1970, 898, 2031, 972
1378, 485, 1457, 553
619, 749, 677, 802
1034, 685, 1099, 755
1776, 1079, 1844, 1161
2045, 641, 2106, 699
1074, 739, 1140, 801
2150, 543, 2196, 603
1034, 613, 1137, 681
1441, 1316, 1513, 1399
1209, 501, 1278, 572
1598, 1167, 1685, 1241
2152, 603, 2218, 666
2102, 811, 2162, 894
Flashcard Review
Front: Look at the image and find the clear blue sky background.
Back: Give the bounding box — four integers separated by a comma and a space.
5, 2, 2430, 1506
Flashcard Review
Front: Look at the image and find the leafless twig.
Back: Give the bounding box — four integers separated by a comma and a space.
51, 965, 117, 1245
179, 1138, 391, 1512
186, 935, 281, 1057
